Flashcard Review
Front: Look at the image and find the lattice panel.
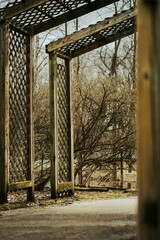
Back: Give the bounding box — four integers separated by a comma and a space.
9, 0, 91, 29
57, 62, 70, 183
9, 27, 30, 183
59, 17, 135, 55
55, 13, 135, 54
61, 35, 96, 53
100, 18, 134, 37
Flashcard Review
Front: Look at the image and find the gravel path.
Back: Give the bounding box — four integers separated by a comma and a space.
0, 197, 137, 240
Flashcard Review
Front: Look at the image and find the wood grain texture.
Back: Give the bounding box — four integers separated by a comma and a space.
137, 0, 160, 238
0, 21, 9, 203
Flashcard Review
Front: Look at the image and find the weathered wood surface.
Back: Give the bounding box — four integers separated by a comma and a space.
49, 52, 74, 198
49, 51, 58, 199
72, 27, 134, 58
0, 21, 9, 203
32, 0, 118, 35
66, 58, 74, 194
57, 182, 74, 192
3, 0, 50, 19
0, 0, 118, 35
75, 186, 109, 192
26, 34, 34, 202
9, 181, 33, 191
137, 0, 160, 238
46, 7, 136, 53
2, 0, 116, 20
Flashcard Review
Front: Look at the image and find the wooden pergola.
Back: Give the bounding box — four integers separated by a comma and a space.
46, 7, 136, 57
1, 0, 160, 239
0, 0, 122, 204
46, 7, 136, 199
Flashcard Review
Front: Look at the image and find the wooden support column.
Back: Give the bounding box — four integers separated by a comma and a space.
49, 51, 58, 199
138, 0, 160, 238
49, 51, 74, 198
65, 57, 74, 194
0, 21, 9, 203
27, 34, 34, 202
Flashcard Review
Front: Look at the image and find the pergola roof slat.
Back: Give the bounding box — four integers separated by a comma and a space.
2, 0, 50, 19
31, 0, 118, 35
46, 7, 136, 58
0, 0, 119, 35
72, 26, 135, 58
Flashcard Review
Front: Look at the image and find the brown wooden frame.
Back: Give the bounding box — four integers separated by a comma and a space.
0, 0, 135, 203
46, 8, 136, 57
0, 23, 34, 203
0, 21, 10, 203
49, 51, 74, 199
47, 7, 136, 199
137, 0, 160, 238
1, 0, 118, 35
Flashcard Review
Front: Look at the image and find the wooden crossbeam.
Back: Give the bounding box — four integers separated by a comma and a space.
72, 26, 134, 58
1, 0, 119, 35
31, 0, 118, 35
3, 0, 50, 19
46, 7, 136, 54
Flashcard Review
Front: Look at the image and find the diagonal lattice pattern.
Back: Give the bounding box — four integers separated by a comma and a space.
59, 16, 135, 55
57, 62, 70, 183
0, 0, 21, 20
12, 0, 86, 29
0, 0, 94, 30
9, 27, 30, 183
60, 35, 97, 54
100, 18, 134, 37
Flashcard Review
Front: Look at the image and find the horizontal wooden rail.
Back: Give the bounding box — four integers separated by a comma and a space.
46, 8, 136, 53
9, 181, 33, 191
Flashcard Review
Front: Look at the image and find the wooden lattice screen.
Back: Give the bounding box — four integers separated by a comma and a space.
8, 26, 34, 195
0, 22, 34, 203
57, 62, 71, 183
49, 52, 74, 198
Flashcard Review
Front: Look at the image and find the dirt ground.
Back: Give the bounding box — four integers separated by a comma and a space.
0, 188, 137, 210
0, 190, 137, 240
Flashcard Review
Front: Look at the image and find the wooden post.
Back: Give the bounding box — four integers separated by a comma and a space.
0, 21, 9, 203
27, 34, 34, 202
155, 1, 160, 238
137, 0, 160, 238
49, 51, 58, 199
66, 57, 74, 193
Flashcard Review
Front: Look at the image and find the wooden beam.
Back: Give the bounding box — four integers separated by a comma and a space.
155, 2, 160, 237
3, 0, 50, 19
49, 51, 58, 199
71, 26, 134, 58
57, 182, 74, 192
46, 8, 136, 53
31, 0, 118, 35
137, 0, 160, 238
65, 57, 74, 194
26, 33, 34, 202
0, 21, 9, 203
9, 181, 33, 191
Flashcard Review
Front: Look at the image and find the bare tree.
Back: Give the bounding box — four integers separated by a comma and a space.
72, 1, 136, 186
33, 1, 136, 189
73, 66, 136, 186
